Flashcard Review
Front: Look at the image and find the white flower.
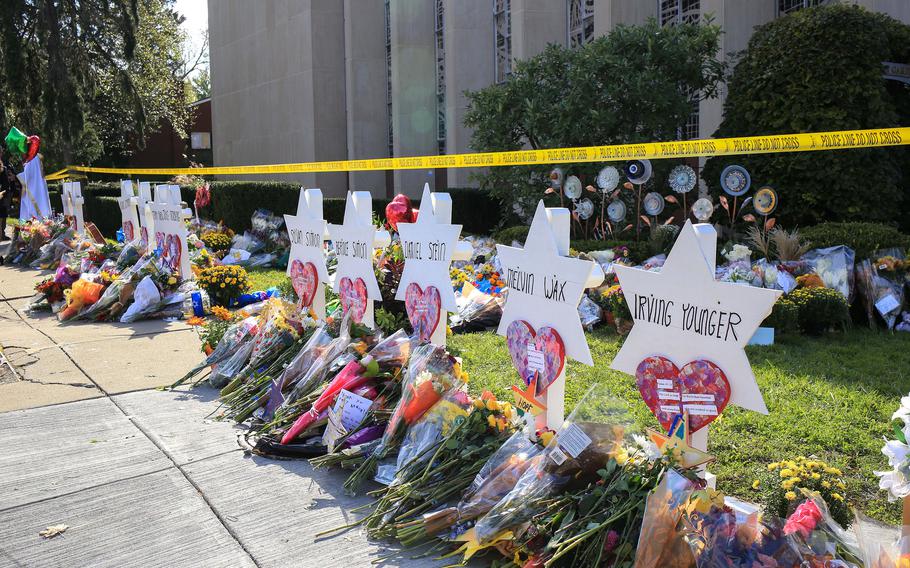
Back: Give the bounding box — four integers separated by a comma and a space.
763, 265, 780, 288
724, 244, 752, 264
883, 439, 910, 468
892, 395, 910, 423
875, 468, 910, 502
632, 434, 662, 462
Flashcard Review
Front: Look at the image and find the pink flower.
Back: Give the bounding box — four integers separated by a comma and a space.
603, 530, 620, 553
783, 499, 823, 539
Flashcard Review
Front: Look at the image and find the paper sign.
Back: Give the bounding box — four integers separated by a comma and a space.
684, 404, 719, 416
321, 389, 373, 452
657, 379, 674, 389
876, 294, 900, 315
557, 423, 592, 459
526, 345, 546, 375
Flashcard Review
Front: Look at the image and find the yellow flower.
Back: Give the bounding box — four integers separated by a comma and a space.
539, 431, 555, 447
785, 491, 797, 501
168, 277, 177, 285
487, 415, 496, 429
821, 481, 831, 489
831, 492, 844, 502
780, 469, 794, 478
781, 479, 798, 490
472, 399, 485, 410
767, 462, 780, 471
486, 399, 500, 412
836, 481, 846, 490
220, 283, 226, 288
825, 467, 842, 476
751, 479, 760, 490
810, 472, 820, 480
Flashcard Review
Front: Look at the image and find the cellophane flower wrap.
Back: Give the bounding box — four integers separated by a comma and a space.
406, 424, 547, 544
634, 469, 699, 568
343, 343, 466, 494
853, 510, 910, 568
265, 312, 354, 417
778, 492, 863, 567
473, 383, 638, 545
362, 392, 518, 541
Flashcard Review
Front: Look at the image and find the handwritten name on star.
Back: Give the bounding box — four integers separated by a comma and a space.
632, 293, 744, 343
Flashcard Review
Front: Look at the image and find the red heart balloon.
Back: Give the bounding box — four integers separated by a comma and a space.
385, 194, 417, 231
23, 135, 39, 163
635, 356, 730, 433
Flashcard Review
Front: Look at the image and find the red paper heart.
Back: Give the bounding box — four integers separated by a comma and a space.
405, 283, 441, 342
289, 259, 318, 308
339, 276, 368, 323
505, 320, 566, 397
635, 356, 730, 433
122, 220, 135, 242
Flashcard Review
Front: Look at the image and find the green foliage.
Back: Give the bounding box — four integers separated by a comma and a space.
375, 307, 408, 336
801, 222, 910, 260
764, 296, 800, 334
464, 18, 724, 221
648, 224, 680, 256
492, 226, 529, 244
0, 0, 193, 168
198, 318, 233, 353
703, 5, 910, 229
789, 287, 850, 335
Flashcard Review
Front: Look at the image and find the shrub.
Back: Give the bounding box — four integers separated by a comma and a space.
801, 222, 910, 260
493, 226, 529, 244
71, 181, 502, 237
703, 5, 910, 228
763, 296, 799, 333
788, 287, 850, 335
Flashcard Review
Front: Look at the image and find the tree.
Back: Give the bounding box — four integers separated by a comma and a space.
464, 19, 724, 222
703, 5, 910, 230
0, 0, 194, 168
190, 65, 211, 101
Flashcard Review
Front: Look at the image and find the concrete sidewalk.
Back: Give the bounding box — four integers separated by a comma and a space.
0, 265, 446, 567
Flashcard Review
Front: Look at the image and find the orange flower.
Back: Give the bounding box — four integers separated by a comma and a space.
211, 305, 234, 321
186, 316, 205, 326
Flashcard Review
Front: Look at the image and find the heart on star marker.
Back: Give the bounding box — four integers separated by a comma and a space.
404, 283, 441, 342
289, 259, 319, 308
339, 276, 368, 323
123, 221, 134, 242
506, 320, 566, 397
635, 356, 730, 433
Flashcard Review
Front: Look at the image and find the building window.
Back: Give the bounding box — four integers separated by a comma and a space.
385, 0, 393, 157
777, 0, 827, 16
190, 132, 211, 150
659, 0, 700, 26
494, 0, 511, 84
435, 0, 446, 155
659, 2, 701, 140
567, 0, 595, 49
682, 99, 699, 140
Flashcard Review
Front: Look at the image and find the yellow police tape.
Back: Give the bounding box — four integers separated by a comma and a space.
55, 127, 909, 178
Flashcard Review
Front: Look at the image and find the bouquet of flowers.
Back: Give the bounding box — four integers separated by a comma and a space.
344, 343, 467, 494
398, 426, 551, 546
197, 265, 253, 307
170, 315, 260, 388
875, 393, 910, 503
804, 245, 855, 302
471, 383, 639, 548
357, 392, 517, 540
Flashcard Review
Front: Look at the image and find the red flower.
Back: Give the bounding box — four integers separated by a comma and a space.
783, 499, 823, 539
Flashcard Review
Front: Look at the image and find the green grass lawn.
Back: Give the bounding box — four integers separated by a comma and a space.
248, 266, 910, 524
247, 267, 290, 291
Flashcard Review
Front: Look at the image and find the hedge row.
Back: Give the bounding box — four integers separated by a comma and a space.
52, 181, 502, 237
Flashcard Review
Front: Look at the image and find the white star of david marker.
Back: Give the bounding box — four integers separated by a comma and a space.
327, 191, 387, 301
285, 188, 330, 317
497, 200, 603, 365
611, 220, 781, 413
395, 183, 467, 313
